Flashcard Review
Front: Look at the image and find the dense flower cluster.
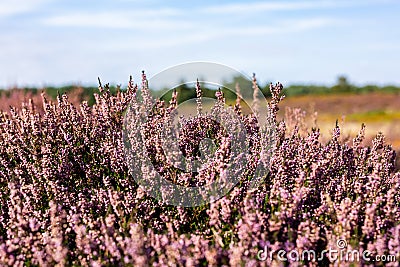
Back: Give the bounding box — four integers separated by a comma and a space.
0, 72, 399, 266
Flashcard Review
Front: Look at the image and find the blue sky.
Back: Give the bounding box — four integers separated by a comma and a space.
0, 0, 399, 88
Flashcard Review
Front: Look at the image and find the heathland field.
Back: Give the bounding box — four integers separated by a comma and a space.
278, 92, 400, 149
0, 76, 399, 265
166, 90, 400, 154
1, 85, 399, 160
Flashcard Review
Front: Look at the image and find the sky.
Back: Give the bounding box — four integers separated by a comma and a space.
0, 0, 399, 88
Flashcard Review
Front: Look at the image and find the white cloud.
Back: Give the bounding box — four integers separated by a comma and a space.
0, 0, 50, 17
92, 17, 339, 50
200, 0, 394, 15
41, 9, 190, 30
201, 1, 341, 14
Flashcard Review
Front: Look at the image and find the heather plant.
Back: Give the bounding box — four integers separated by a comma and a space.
0, 70, 398, 266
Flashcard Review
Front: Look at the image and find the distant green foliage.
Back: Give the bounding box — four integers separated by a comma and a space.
1, 75, 399, 105
280, 75, 400, 97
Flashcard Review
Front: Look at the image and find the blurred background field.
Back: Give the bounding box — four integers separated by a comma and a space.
279, 92, 400, 148
1, 77, 399, 155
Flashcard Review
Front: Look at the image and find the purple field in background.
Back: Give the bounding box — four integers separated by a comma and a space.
0, 72, 399, 266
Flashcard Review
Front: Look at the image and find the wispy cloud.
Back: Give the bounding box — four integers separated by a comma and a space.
42, 11, 190, 30
200, 0, 393, 15
195, 17, 338, 42
98, 17, 339, 50
0, 0, 50, 17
